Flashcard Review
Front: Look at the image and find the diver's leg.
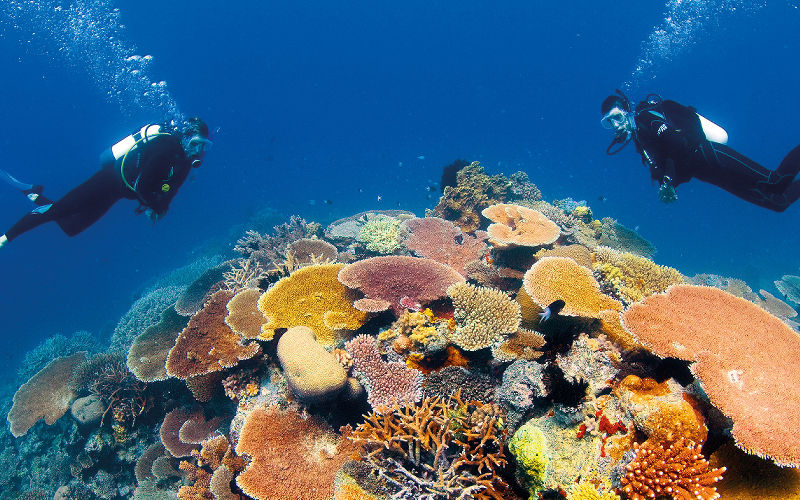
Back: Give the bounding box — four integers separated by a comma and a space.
769, 144, 800, 191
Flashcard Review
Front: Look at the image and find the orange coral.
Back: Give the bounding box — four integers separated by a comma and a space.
620, 437, 725, 500
621, 284, 800, 466
235, 407, 355, 500
224, 288, 266, 339
523, 256, 621, 318
179, 434, 246, 500
482, 203, 560, 248
7, 351, 86, 437
166, 290, 260, 380
258, 263, 367, 346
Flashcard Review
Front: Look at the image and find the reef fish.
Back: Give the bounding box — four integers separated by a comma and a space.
539, 299, 565, 322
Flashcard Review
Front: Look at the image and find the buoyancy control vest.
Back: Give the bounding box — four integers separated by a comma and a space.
112, 124, 173, 195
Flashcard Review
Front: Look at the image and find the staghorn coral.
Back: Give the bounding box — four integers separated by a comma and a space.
400, 216, 488, 276
523, 256, 622, 318
166, 290, 260, 380
619, 437, 725, 500
127, 306, 188, 382
621, 284, 800, 467
257, 263, 368, 345
345, 334, 423, 409
235, 407, 355, 500
224, 288, 266, 339
447, 282, 521, 351
428, 161, 513, 233
222, 258, 267, 292
592, 246, 685, 304
8, 351, 86, 437
482, 203, 561, 248
338, 256, 464, 316
346, 392, 511, 499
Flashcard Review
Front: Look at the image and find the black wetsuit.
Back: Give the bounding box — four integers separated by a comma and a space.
5, 129, 192, 241
633, 97, 800, 212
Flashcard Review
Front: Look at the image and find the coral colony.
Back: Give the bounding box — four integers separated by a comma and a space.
5, 161, 800, 499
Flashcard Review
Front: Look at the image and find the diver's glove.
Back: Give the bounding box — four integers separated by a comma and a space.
658, 176, 678, 204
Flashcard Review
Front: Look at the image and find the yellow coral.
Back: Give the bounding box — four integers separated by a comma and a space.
447, 282, 521, 351
592, 246, 685, 304
567, 481, 620, 500
257, 263, 368, 346
523, 256, 621, 318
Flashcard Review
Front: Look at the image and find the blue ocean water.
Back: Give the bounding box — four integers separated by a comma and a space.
0, 0, 798, 379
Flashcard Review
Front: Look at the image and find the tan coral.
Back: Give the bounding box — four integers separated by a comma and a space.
127, 307, 188, 383
447, 282, 521, 351
621, 284, 800, 467
258, 263, 367, 346
225, 288, 266, 339
482, 203, 560, 248
523, 256, 621, 318
535, 244, 593, 269
8, 351, 87, 437
592, 246, 685, 304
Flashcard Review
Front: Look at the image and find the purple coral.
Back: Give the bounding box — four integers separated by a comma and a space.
400, 217, 488, 276
344, 334, 422, 410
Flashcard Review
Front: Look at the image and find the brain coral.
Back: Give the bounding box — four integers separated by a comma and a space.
166, 290, 260, 380
523, 256, 621, 318
8, 351, 87, 437
257, 263, 367, 346
338, 256, 464, 316
621, 284, 800, 467
447, 282, 521, 351
482, 203, 561, 248
276, 326, 348, 403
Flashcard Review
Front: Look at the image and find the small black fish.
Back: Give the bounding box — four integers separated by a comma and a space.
323, 199, 333, 205
539, 299, 565, 322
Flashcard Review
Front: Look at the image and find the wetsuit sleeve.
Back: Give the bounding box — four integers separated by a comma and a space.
135, 135, 192, 215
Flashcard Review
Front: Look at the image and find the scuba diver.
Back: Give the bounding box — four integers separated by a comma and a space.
0, 117, 211, 248
601, 91, 800, 212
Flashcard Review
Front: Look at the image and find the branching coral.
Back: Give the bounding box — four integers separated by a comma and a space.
345, 334, 423, 409
447, 282, 521, 351
178, 434, 246, 500
620, 437, 725, 500
346, 392, 511, 499
357, 214, 403, 254
592, 246, 685, 304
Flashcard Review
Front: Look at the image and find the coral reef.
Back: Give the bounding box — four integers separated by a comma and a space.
356, 213, 404, 254
110, 286, 183, 354
174, 261, 233, 316
775, 274, 800, 305
447, 282, 521, 351
345, 334, 423, 409
224, 288, 266, 339
622, 284, 800, 467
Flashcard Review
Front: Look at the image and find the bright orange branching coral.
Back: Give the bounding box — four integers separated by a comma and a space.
346, 392, 511, 499
258, 263, 367, 346
523, 256, 621, 318
620, 437, 725, 500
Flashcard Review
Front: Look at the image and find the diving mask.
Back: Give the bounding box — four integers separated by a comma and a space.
184, 135, 213, 167
600, 107, 630, 133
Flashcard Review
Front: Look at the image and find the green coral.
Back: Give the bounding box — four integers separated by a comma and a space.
508, 420, 549, 495
357, 215, 402, 254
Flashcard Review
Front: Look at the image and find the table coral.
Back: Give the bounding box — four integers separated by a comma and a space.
338, 256, 464, 316
619, 437, 725, 500
346, 392, 510, 499
400, 216, 488, 276
482, 203, 561, 248
621, 284, 800, 467
257, 263, 368, 345
224, 288, 266, 339
775, 274, 800, 305
447, 282, 521, 351
8, 351, 86, 437
166, 290, 260, 380
523, 256, 622, 318
235, 407, 356, 500
127, 306, 188, 382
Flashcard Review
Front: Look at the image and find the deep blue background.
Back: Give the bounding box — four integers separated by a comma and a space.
0, 1, 798, 378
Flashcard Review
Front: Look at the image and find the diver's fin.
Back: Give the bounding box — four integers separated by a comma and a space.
0, 167, 34, 191
0, 234, 7, 249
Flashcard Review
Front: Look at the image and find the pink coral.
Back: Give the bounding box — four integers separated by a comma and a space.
337, 256, 464, 316
344, 334, 423, 410
400, 217, 488, 276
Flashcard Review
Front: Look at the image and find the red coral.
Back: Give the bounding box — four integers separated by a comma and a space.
337, 256, 464, 316
400, 217, 488, 276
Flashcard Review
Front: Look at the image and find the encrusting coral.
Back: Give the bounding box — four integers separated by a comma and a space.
621, 284, 800, 467
447, 282, 521, 351
619, 437, 725, 500
257, 263, 368, 345
345, 391, 511, 499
